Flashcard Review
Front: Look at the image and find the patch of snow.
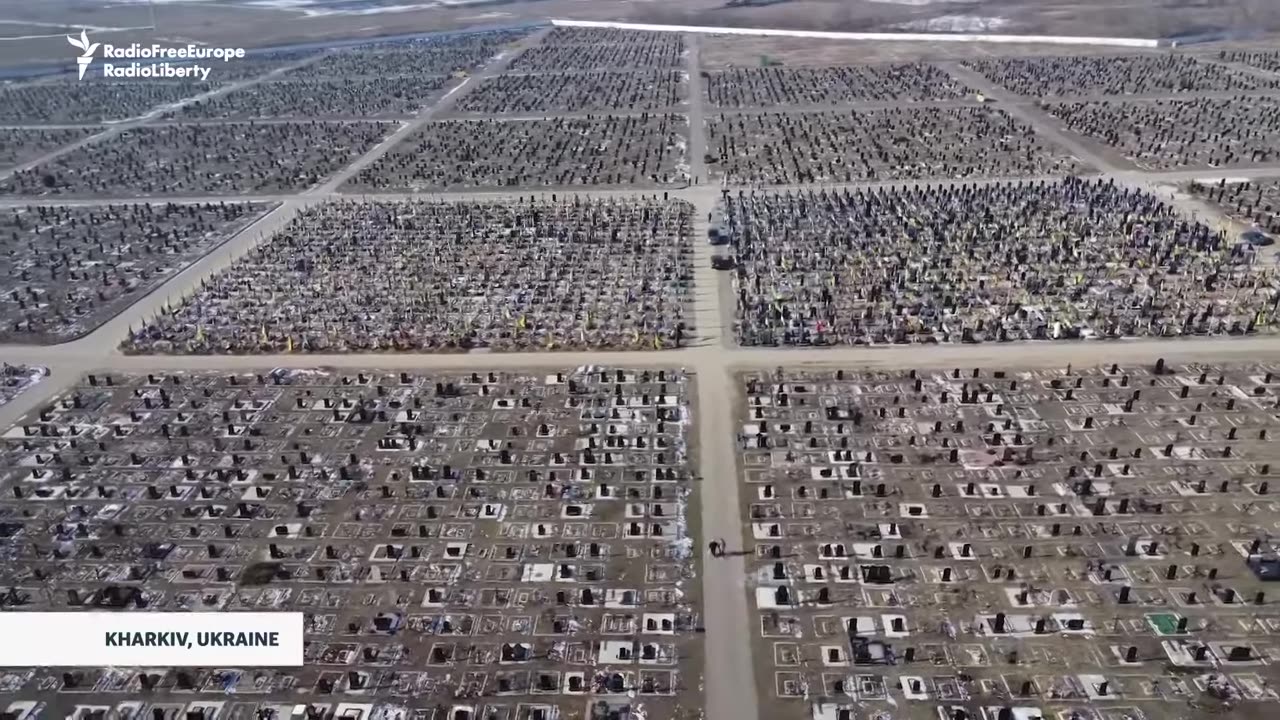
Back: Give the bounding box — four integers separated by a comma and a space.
299, 4, 443, 16
897, 15, 1010, 32
106, 0, 224, 4
240, 0, 319, 6
1, 20, 155, 35
459, 11, 513, 20
241, 0, 497, 15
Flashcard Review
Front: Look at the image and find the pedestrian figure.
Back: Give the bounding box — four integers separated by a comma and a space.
709, 540, 721, 557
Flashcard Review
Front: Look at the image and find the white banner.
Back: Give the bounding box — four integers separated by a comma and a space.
0, 613, 304, 667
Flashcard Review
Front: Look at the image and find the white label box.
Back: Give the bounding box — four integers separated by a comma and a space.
0, 612, 304, 667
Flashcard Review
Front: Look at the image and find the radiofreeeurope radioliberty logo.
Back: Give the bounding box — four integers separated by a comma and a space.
67, 28, 246, 81
67, 30, 99, 80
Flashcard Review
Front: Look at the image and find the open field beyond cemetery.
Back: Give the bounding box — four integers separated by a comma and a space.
4, 19, 1280, 720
